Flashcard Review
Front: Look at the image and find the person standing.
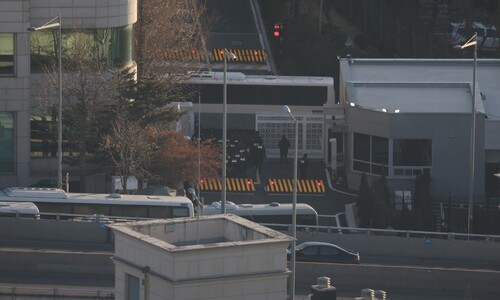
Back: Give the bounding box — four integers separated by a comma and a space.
278, 135, 291, 164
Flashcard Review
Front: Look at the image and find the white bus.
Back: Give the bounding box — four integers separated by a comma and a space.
0, 201, 40, 219
0, 187, 194, 219
203, 201, 318, 226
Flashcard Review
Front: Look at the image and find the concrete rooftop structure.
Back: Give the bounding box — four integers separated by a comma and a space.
110, 214, 294, 300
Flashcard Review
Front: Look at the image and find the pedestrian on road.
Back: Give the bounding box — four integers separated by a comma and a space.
249, 143, 266, 178
278, 135, 290, 164
299, 154, 308, 178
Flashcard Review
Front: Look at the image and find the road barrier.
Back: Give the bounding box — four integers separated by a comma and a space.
199, 178, 256, 192
266, 178, 325, 194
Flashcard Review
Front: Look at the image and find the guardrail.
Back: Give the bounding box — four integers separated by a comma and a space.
0, 286, 114, 299
261, 223, 500, 242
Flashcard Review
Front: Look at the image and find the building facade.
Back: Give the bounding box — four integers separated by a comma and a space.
338, 58, 500, 201
0, 0, 137, 189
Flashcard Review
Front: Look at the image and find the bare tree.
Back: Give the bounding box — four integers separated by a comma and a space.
136, 0, 213, 75
101, 107, 153, 191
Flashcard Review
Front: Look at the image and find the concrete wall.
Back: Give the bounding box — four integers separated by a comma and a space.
295, 230, 500, 264
0, 219, 113, 244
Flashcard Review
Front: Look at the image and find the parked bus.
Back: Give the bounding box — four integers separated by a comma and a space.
203, 201, 318, 226
0, 201, 40, 219
0, 187, 194, 219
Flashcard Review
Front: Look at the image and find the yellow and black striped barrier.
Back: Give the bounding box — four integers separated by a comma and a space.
200, 178, 256, 192
157, 48, 267, 63
212, 48, 266, 63
266, 178, 325, 194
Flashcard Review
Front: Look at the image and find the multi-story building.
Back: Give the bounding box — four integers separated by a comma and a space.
0, 0, 137, 189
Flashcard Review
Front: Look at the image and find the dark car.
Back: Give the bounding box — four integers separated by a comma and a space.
287, 242, 360, 264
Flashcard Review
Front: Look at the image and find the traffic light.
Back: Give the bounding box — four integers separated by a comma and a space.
272, 23, 284, 39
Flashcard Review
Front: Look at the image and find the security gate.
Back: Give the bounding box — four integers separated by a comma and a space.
256, 114, 323, 159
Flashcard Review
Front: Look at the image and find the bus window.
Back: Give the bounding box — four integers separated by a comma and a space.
112, 205, 148, 218
148, 206, 171, 218
172, 207, 190, 217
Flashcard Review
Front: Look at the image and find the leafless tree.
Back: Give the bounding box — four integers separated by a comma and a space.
136, 0, 214, 75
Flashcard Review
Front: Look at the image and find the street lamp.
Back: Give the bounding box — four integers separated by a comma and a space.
282, 105, 298, 300
28, 14, 63, 190
197, 92, 201, 211
454, 32, 477, 236
221, 49, 236, 214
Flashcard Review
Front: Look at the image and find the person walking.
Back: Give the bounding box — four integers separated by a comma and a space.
278, 135, 291, 164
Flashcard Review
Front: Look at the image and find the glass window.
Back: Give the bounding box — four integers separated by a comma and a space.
319, 246, 338, 256
393, 139, 432, 166
372, 136, 388, 165
0, 113, 14, 173
353, 133, 370, 161
0, 33, 14, 75
353, 132, 388, 175
301, 246, 318, 256
31, 26, 133, 72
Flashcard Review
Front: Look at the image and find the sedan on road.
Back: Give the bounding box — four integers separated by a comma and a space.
288, 242, 360, 264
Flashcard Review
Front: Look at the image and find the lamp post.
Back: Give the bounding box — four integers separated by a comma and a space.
221, 49, 236, 214
197, 92, 201, 210
28, 14, 63, 190
282, 105, 298, 300
454, 32, 477, 236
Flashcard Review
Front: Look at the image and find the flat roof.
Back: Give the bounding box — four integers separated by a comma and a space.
341, 59, 500, 119
109, 214, 294, 252
351, 82, 475, 114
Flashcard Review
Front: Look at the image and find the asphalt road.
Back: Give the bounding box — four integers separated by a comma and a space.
199, 158, 358, 218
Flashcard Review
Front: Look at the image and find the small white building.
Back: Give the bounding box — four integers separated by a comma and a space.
109, 214, 294, 300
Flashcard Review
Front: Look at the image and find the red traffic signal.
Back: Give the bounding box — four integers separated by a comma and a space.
272, 23, 284, 39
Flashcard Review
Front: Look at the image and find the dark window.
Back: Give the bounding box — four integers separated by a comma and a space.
372, 136, 388, 165
0, 113, 14, 173
393, 139, 432, 166
319, 246, 338, 256
0, 33, 14, 75
353, 133, 370, 161
301, 246, 318, 256
353, 132, 388, 175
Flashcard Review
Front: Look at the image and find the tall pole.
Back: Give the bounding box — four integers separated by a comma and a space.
468, 34, 477, 236
222, 49, 228, 214
454, 33, 477, 236
57, 14, 63, 190
197, 92, 201, 209
283, 105, 297, 300
27, 15, 63, 190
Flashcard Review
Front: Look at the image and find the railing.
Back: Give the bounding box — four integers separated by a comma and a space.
0, 286, 114, 299
261, 223, 500, 242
